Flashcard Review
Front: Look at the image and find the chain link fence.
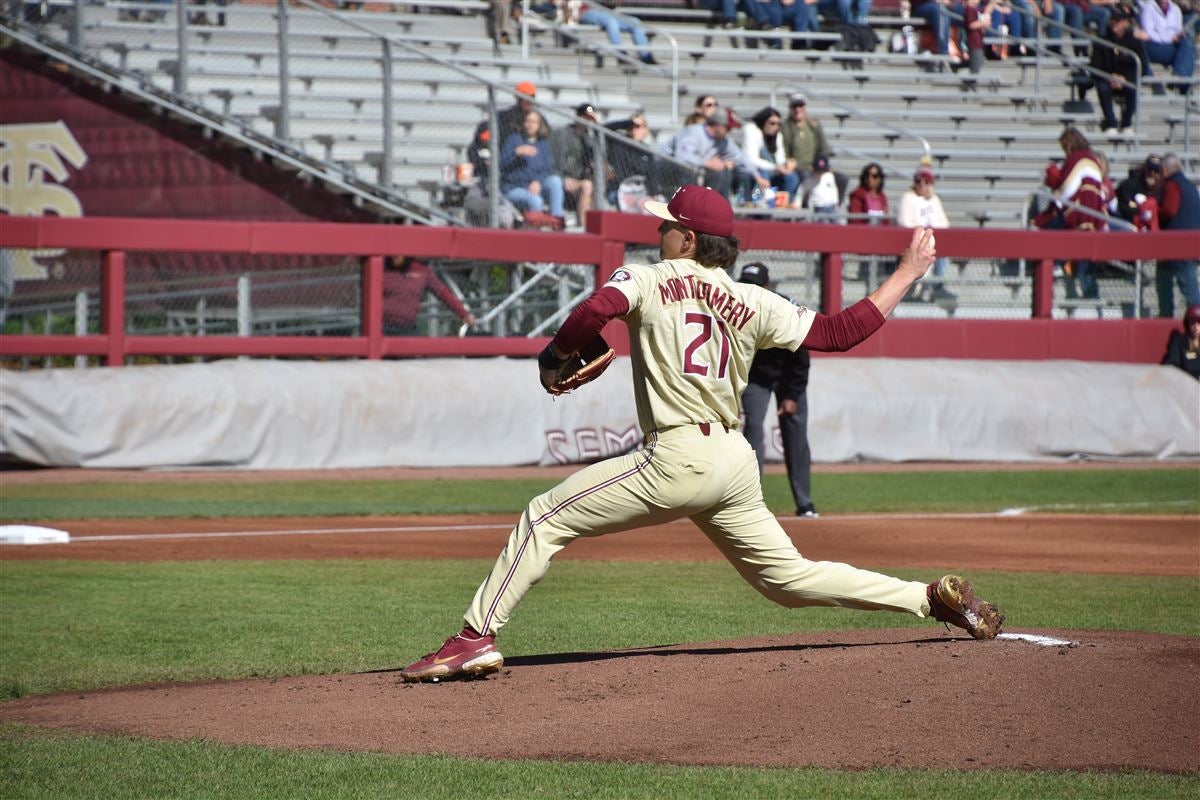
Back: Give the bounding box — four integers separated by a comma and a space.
0, 248, 604, 355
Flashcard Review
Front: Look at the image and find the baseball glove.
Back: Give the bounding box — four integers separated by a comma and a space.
539, 335, 615, 396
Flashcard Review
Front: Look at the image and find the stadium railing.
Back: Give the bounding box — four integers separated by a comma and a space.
1, 214, 1194, 367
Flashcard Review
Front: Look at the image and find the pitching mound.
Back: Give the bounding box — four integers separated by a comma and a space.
2, 627, 1196, 772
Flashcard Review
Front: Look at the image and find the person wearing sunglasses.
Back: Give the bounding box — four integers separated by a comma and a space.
849, 163, 890, 225
740, 106, 801, 205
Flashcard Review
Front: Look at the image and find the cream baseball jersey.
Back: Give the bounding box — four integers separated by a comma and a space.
604, 257, 815, 433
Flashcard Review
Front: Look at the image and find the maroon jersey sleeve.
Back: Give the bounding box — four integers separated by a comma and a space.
552, 286, 630, 355
802, 298, 886, 352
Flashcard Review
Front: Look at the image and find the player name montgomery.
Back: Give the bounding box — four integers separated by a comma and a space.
656, 275, 757, 330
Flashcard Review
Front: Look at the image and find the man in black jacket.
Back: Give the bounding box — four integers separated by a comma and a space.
1114, 154, 1164, 229
1085, 8, 1147, 133
737, 262, 818, 518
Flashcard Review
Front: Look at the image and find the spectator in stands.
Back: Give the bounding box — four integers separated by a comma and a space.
1114, 154, 1163, 230
1161, 303, 1200, 378
985, 0, 1025, 57
500, 110, 566, 227
190, 0, 228, 26
1082, 6, 1144, 132
1181, 0, 1198, 28
740, 106, 801, 205
849, 162, 890, 223
1043, 127, 1108, 229
819, 0, 874, 25
660, 95, 720, 158
849, 163, 892, 283
741, 0, 825, 49
963, 0, 993, 71
383, 257, 475, 334
121, 0, 171, 22
606, 113, 653, 180
1156, 152, 1200, 318
605, 113, 667, 209
487, 0, 520, 46
504, 81, 548, 135
1059, 0, 1119, 53
1036, 127, 1106, 298
785, 0, 825, 49
562, 1, 659, 65
912, 0, 957, 57
0, 249, 13, 327
688, 95, 720, 125
670, 106, 770, 201
1095, 149, 1117, 217
804, 156, 843, 220
1009, 0, 1068, 52
742, 0, 785, 48
695, 0, 741, 28
780, 93, 846, 207
898, 162, 956, 303
467, 81, 549, 183
1139, 0, 1196, 87
551, 103, 598, 227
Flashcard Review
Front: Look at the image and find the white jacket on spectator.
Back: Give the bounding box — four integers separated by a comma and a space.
898, 189, 950, 229
740, 122, 788, 174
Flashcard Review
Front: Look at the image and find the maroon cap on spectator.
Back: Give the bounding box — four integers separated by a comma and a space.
645, 185, 735, 237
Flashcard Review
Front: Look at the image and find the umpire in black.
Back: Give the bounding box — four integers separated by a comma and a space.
736, 262, 818, 518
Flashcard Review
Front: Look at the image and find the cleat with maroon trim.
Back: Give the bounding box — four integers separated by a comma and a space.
927, 575, 1004, 640
401, 627, 504, 682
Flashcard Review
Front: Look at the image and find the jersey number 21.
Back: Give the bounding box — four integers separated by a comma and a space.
683, 311, 730, 379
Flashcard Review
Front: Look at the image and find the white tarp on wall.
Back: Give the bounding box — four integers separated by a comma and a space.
1, 357, 1196, 469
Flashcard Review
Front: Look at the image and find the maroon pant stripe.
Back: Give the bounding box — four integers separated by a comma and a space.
482, 439, 657, 633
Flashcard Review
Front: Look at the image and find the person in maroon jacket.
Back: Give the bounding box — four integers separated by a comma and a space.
848, 163, 890, 224
383, 258, 475, 333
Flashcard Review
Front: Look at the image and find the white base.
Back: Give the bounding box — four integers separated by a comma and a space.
0, 525, 71, 545
997, 632, 1073, 647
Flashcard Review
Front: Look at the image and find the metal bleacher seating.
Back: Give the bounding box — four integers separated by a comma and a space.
14, 0, 1199, 235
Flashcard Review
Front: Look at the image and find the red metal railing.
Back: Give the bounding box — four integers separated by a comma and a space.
2, 213, 1196, 365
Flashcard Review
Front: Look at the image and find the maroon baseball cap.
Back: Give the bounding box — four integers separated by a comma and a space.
644, 185, 734, 237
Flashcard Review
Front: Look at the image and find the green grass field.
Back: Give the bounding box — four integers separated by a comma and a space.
1, 468, 1197, 799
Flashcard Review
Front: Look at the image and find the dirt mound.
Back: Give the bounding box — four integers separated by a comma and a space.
3, 628, 1196, 772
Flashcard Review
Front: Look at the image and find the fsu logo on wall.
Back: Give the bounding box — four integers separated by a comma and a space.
0, 120, 88, 280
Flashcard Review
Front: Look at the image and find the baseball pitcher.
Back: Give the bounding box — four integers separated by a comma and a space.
402, 185, 1003, 682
